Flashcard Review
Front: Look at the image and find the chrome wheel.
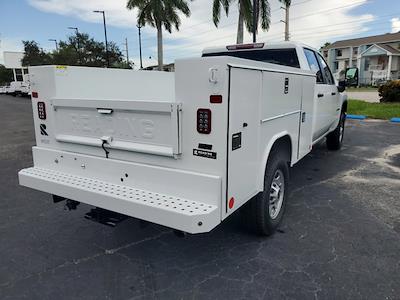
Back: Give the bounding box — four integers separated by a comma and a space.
269, 169, 285, 219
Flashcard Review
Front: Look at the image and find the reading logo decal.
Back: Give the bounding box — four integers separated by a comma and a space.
40, 124, 48, 136
193, 149, 217, 159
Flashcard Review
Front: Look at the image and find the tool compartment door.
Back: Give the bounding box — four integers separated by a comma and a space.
227, 67, 261, 212
52, 99, 181, 157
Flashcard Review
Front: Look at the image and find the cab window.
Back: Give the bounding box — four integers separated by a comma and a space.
202, 48, 300, 68
316, 54, 335, 85
304, 48, 324, 83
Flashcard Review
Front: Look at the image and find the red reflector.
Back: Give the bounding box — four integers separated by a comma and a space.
210, 95, 222, 103
197, 108, 211, 134
32, 92, 38, 98
37, 102, 46, 120
226, 43, 264, 50
228, 197, 235, 209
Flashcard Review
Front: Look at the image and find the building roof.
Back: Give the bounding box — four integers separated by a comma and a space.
379, 44, 400, 54
325, 32, 400, 49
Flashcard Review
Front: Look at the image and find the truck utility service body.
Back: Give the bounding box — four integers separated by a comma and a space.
19, 42, 347, 234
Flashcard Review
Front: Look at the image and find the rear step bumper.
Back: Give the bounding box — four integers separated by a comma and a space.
19, 167, 220, 233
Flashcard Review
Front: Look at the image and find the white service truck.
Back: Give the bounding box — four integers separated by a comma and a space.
19, 42, 347, 235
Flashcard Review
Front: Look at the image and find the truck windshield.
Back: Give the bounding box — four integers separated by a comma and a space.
202, 48, 300, 68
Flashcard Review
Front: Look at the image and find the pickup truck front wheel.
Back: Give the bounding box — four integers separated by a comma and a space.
244, 150, 289, 236
326, 111, 346, 150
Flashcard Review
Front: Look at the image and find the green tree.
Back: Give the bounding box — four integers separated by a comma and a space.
0, 64, 13, 85
22, 33, 124, 68
21, 41, 52, 66
53, 33, 123, 67
320, 42, 331, 51
213, 0, 271, 44
127, 0, 191, 70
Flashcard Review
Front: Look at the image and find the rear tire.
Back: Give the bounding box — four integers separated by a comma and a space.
326, 111, 346, 150
244, 149, 289, 236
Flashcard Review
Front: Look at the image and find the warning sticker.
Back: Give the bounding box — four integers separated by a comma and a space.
55, 65, 68, 75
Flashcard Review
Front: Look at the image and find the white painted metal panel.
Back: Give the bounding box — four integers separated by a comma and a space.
51, 98, 181, 157
30, 147, 221, 207
227, 67, 262, 212
298, 76, 315, 160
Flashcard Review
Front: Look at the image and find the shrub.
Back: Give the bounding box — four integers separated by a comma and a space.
379, 80, 400, 103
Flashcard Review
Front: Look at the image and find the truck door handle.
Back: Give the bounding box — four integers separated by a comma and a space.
331, 92, 337, 96
317, 93, 324, 98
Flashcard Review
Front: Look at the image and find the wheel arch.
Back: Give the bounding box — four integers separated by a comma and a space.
342, 99, 348, 113
257, 133, 294, 191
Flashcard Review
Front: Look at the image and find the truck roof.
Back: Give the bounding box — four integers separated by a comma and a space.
202, 41, 318, 55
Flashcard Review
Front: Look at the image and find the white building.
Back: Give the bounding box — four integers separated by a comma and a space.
322, 32, 400, 85
3, 51, 28, 82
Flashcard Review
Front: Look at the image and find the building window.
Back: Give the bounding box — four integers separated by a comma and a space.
336, 49, 342, 57
15, 69, 23, 81
353, 48, 358, 56
323, 50, 328, 58
334, 61, 339, 71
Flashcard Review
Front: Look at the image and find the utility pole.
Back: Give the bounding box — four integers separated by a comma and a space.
48, 39, 58, 51
124, 37, 129, 68
280, 3, 290, 41
137, 24, 143, 69
94, 10, 110, 67
252, 0, 257, 43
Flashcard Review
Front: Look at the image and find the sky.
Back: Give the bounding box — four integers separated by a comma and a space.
0, 0, 399, 67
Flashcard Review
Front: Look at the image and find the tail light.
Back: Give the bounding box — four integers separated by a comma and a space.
37, 102, 46, 120
197, 109, 211, 134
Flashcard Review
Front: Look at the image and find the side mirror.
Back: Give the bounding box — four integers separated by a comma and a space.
338, 80, 346, 93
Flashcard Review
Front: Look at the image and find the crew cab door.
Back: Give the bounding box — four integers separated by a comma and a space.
304, 49, 336, 141
316, 53, 341, 126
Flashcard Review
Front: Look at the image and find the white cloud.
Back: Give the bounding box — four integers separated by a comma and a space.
28, 0, 374, 62
391, 17, 400, 33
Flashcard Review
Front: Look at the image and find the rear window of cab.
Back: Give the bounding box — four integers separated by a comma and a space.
202, 48, 300, 68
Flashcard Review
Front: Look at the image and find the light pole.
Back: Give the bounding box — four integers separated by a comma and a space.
68, 27, 81, 63
137, 24, 143, 69
252, 0, 257, 42
93, 10, 110, 67
48, 39, 58, 50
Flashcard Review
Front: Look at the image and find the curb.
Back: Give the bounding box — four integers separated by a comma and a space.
346, 114, 366, 120
390, 117, 400, 123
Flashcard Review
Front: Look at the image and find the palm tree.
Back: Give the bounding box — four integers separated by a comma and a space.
127, 0, 191, 70
279, 0, 291, 41
212, 0, 271, 44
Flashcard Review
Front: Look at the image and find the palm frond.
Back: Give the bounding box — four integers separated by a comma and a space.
259, 0, 271, 30
212, 0, 221, 26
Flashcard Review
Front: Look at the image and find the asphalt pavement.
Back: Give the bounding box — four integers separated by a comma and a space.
0, 94, 399, 299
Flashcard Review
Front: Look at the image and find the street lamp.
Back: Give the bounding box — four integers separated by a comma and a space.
48, 39, 58, 50
68, 27, 81, 63
68, 26, 79, 35
93, 10, 110, 67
